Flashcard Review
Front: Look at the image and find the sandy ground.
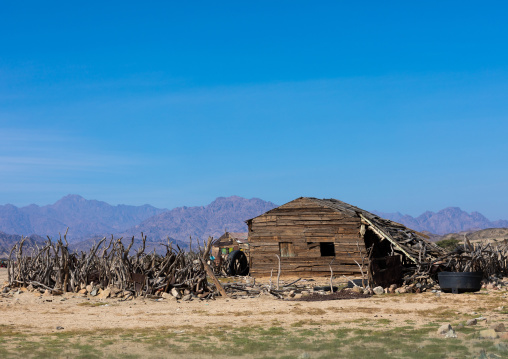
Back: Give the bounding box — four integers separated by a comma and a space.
0, 268, 507, 336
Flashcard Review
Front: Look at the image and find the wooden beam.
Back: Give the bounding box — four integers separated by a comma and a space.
359, 214, 417, 264
200, 257, 228, 297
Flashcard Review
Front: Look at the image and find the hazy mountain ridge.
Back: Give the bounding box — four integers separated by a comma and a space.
1, 195, 507, 252
0, 232, 46, 258
119, 196, 278, 247
373, 207, 508, 235
0, 195, 278, 251
0, 195, 166, 241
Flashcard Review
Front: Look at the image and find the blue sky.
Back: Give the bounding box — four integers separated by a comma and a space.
1, 1, 508, 219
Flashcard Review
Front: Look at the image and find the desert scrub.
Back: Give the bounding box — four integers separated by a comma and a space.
435, 238, 461, 250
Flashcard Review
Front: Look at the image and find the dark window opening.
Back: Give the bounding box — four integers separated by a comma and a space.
320, 242, 335, 257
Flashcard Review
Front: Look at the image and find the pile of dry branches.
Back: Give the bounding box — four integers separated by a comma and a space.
7, 231, 218, 298
402, 239, 508, 288
436, 240, 508, 278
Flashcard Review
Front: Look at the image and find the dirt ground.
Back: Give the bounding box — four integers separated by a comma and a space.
1, 268, 507, 337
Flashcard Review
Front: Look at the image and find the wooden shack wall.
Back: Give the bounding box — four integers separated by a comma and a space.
248, 198, 367, 277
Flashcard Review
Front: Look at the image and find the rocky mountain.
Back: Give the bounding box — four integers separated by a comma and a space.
0, 195, 166, 241
373, 207, 508, 235
1, 194, 507, 251
431, 228, 508, 244
0, 232, 46, 258
119, 196, 278, 247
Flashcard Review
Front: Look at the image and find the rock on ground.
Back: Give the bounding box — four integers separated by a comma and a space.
490, 323, 506, 332
437, 323, 453, 335
171, 288, 182, 299
479, 329, 499, 339
466, 318, 477, 326
373, 286, 384, 295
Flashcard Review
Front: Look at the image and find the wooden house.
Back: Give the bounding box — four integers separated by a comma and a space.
246, 197, 444, 278
211, 231, 248, 257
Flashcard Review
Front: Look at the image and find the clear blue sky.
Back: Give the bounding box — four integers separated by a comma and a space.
1, 1, 508, 219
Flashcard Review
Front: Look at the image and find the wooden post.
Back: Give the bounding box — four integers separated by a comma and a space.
200, 257, 228, 297
276, 255, 281, 290
329, 259, 334, 293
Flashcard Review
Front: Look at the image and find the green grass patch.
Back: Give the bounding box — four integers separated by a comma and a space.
0, 322, 506, 358
76, 302, 110, 307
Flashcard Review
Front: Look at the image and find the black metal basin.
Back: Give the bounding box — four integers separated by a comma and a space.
347, 279, 366, 288
438, 272, 483, 294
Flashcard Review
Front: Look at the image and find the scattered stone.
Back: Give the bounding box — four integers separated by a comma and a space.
456, 323, 464, 329
437, 323, 453, 335
161, 292, 175, 300
298, 353, 311, 359
293, 293, 303, 299
56, 326, 64, 330
110, 286, 122, 296
352, 286, 363, 294
395, 287, 407, 294
479, 329, 499, 339
43, 289, 52, 297
301, 290, 310, 296
182, 294, 192, 301
171, 288, 182, 299
98, 288, 111, 300
445, 329, 457, 338
466, 318, 477, 326
490, 323, 506, 332
2, 287, 10, 293
27, 284, 34, 292
499, 332, 508, 341
86, 285, 93, 293
90, 288, 99, 297
288, 290, 296, 298
78, 288, 87, 295
487, 283, 495, 290
373, 286, 384, 295
52, 289, 63, 296
476, 316, 487, 322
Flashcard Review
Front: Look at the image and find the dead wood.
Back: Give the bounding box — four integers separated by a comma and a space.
7, 233, 217, 298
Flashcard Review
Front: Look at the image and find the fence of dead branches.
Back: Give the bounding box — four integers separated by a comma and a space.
438, 241, 508, 278
402, 239, 508, 288
7, 231, 217, 298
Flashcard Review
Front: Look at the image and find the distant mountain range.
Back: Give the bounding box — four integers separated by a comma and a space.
0, 195, 277, 250
0, 194, 166, 240
119, 195, 277, 246
0, 232, 46, 258
0, 195, 507, 253
373, 207, 508, 235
